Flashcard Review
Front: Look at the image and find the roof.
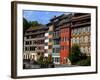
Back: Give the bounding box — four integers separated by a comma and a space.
26, 25, 48, 32
50, 14, 64, 21
50, 13, 72, 21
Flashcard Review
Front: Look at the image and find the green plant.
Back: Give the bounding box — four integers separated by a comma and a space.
37, 55, 52, 65
76, 56, 91, 66
69, 44, 82, 65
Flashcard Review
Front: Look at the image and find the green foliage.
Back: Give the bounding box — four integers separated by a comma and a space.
37, 56, 44, 64
28, 21, 41, 26
76, 56, 91, 66
23, 18, 30, 32
37, 55, 52, 65
69, 44, 82, 65
23, 17, 42, 32
69, 44, 91, 66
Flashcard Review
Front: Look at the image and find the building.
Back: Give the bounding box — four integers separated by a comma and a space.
23, 12, 91, 65
44, 32, 49, 57
59, 14, 72, 64
71, 13, 91, 56
47, 13, 91, 64
48, 14, 72, 64
23, 25, 48, 61
47, 23, 54, 61
50, 16, 60, 64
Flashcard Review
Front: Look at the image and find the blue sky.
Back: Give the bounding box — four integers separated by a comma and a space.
23, 10, 65, 24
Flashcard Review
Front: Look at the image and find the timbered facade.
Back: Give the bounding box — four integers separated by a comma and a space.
23, 13, 91, 65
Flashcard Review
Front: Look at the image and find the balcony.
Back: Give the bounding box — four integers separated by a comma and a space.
53, 45, 60, 48
53, 36, 60, 39
24, 37, 45, 41
25, 31, 45, 36
72, 14, 91, 21
24, 44, 45, 47
72, 22, 91, 27
36, 49, 44, 52
52, 53, 60, 56
45, 39, 49, 43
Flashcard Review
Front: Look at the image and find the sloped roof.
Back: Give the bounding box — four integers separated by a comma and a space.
26, 25, 48, 32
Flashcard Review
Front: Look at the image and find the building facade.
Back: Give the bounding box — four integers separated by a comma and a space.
23, 26, 48, 61
71, 13, 91, 56
60, 16, 71, 64
23, 13, 91, 65
48, 14, 72, 64
47, 13, 91, 64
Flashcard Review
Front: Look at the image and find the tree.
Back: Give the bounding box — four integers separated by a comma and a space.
76, 56, 91, 66
69, 44, 82, 65
23, 17, 30, 33
28, 21, 41, 26
69, 44, 91, 66
23, 17, 42, 33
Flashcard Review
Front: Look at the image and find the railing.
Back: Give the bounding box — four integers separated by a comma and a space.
24, 37, 45, 41
72, 22, 91, 27
52, 53, 60, 56
25, 31, 45, 35
72, 14, 90, 21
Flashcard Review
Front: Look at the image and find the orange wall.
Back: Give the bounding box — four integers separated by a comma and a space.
60, 27, 70, 64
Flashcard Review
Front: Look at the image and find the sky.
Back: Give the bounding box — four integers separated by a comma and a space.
23, 10, 66, 24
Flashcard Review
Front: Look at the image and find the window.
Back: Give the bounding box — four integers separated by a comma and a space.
25, 41, 32, 45
53, 48, 60, 53
45, 43, 48, 46
25, 47, 28, 51
53, 48, 55, 53
88, 47, 91, 54
64, 37, 66, 42
85, 47, 88, 54
56, 57, 60, 62
74, 38, 77, 43
81, 28, 84, 33
71, 30, 73, 34
77, 29, 80, 35
26, 36, 29, 39
84, 36, 88, 43
88, 27, 90, 32
76, 37, 79, 44
74, 29, 77, 35
62, 37, 64, 42
57, 31, 60, 36
56, 48, 60, 53
55, 58, 57, 62
83, 27, 86, 33
88, 37, 90, 43
25, 41, 28, 45
49, 31, 52, 35
80, 47, 84, 53
52, 58, 54, 62
49, 45, 52, 49
57, 40, 59, 44
85, 27, 90, 32
72, 38, 75, 44
53, 32, 55, 37
30, 47, 35, 51
45, 49, 48, 53
80, 36, 83, 43
30, 41, 32, 45
49, 38, 52, 42
79, 28, 81, 34
65, 46, 69, 50
85, 27, 88, 32
65, 37, 69, 42
61, 46, 64, 50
